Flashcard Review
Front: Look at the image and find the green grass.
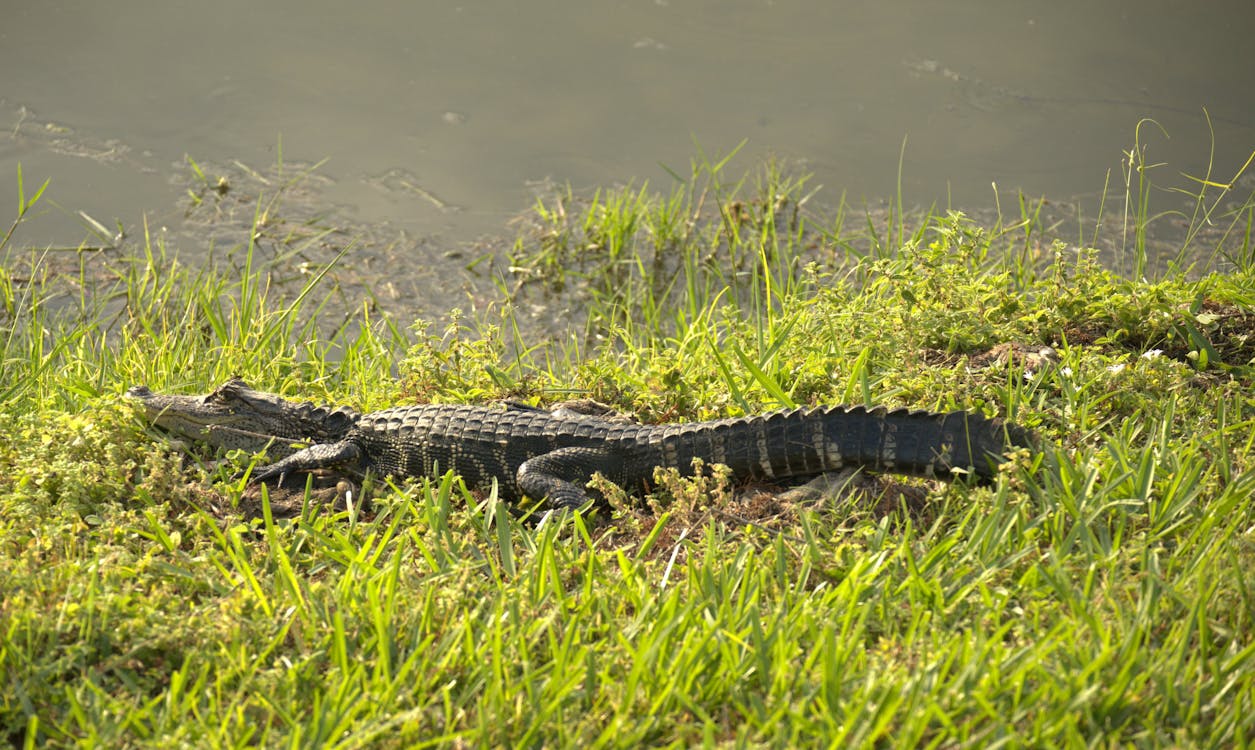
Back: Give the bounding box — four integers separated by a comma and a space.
1, 133, 1254, 748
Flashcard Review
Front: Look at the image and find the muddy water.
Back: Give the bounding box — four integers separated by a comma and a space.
1, 1, 1253, 305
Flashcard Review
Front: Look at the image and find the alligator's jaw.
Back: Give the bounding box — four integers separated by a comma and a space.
126, 379, 358, 455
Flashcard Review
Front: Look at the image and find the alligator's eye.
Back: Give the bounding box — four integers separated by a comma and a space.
208, 379, 248, 403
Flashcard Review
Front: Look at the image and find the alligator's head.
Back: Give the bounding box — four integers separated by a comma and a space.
127, 377, 358, 457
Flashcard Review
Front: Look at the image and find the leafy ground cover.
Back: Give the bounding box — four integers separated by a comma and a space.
1, 145, 1253, 747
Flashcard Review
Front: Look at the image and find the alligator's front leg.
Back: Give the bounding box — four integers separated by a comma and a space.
516, 447, 624, 510
247, 440, 365, 484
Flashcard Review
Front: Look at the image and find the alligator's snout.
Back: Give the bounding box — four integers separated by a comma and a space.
127, 385, 154, 399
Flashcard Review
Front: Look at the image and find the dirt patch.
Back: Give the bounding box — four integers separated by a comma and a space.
1063, 298, 1255, 367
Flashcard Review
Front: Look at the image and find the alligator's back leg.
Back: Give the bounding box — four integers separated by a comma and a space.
775, 468, 865, 504
516, 447, 625, 510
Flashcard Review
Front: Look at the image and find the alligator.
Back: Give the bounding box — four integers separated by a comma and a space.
127, 378, 1035, 510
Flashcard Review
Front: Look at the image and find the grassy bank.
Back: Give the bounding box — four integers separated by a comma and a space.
1, 151, 1254, 747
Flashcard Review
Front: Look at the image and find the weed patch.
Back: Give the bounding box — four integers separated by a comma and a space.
2, 145, 1253, 746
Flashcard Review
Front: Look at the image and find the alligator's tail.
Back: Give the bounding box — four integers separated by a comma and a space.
655, 405, 1034, 483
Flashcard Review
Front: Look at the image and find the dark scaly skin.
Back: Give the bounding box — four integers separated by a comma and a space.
128, 378, 1035, 509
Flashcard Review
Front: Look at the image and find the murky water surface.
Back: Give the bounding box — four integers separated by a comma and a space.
2, 0, 1252, 310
